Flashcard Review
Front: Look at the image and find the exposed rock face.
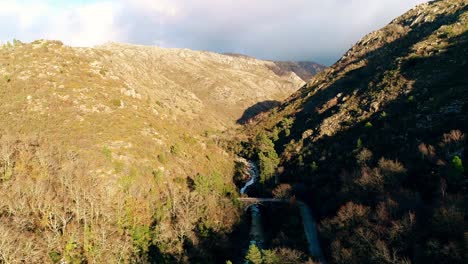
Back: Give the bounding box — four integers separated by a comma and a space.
95, 43, 306, 125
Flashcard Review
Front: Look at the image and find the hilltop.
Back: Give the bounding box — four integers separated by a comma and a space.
0, 41, 316, 263
241, 0, 467, 263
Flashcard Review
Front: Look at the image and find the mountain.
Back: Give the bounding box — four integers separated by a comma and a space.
224, 53, 327, 82
0, 41, 307, 263
272, 61, 327, 82
241, 0, 467, 263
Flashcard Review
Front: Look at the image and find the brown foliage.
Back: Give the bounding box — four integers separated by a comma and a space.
272, 183, 293, 199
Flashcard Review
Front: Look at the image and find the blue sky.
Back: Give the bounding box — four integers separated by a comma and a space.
0, 0, 429, 65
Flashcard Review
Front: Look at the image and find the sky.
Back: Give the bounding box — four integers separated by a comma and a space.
0, 0, 430, 65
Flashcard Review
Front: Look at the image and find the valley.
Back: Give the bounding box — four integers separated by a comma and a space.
0, 0, 467, 263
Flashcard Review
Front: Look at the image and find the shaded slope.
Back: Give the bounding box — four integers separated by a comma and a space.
242, 0, 467, 263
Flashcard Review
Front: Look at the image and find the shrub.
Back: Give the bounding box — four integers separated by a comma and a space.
272, 184, 292, 199
170, 144, 181, 155
311, 161, 319, 172
378, 158, 406, 187
3, 74, 11, 83
356, 138, 363, 149
356, 148, 373, 164
111, 99, 121, 107
102, 146, 112, 160
194, 171, 225, 195
451, 155, 464, 173
157, 153, 167, 164
245, 244, 263, 264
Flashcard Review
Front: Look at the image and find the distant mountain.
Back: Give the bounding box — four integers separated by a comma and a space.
224, 53, 326, 82
242, 0, 467, 263
271, 61, 327, 82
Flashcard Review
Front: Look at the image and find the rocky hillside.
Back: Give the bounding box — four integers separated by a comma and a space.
242, 0, 467, 263
0, 41, 306, 263
272, 61, 327, 82
224, 53, 326, 82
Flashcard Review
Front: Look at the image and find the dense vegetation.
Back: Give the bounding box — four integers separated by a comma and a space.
241, 0, 467, 263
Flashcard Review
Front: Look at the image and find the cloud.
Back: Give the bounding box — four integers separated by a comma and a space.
0, 0, 429, 64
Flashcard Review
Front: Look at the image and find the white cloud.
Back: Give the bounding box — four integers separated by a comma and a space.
0, 0, 430, 64
45, 1, 126, 46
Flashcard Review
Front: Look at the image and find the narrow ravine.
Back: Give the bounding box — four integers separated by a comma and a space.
239, 160, 326, 263
240, 161, 265, 248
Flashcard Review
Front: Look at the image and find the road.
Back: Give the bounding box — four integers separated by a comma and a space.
238, 197, 326, 264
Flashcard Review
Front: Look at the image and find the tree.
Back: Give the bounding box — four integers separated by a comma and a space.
254, 133, 279, 184
245, 244, 263, 264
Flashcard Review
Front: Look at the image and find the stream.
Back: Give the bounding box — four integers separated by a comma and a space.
240, 161, 265, 248
239, 160, 326, 263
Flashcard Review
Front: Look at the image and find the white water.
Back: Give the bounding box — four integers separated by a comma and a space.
240, 161, 259, 195
239, 160, 326, 263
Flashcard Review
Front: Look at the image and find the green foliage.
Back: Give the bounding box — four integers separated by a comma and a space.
356, 138, 363, 149
451, 155, 464, 173
280, 117, 294, 129
259, 151, 279, 184
194, 171, 225, 195
157, 153, 167, 164
380, 111, 387, 118
262, 250, 280, 264
152, 169, 163, 183
110, 99, 121, 107
280, 117, 294, 137
131, 225, 152, 255
407, 95, 415, 102
102, 146, 112, 160
1, 165, 13, 181
170, 144, 181, 155
311, 161, 319, 172
271, 127, 280, 142
365, 121, 373, 128
49, 251, 61, 263
245, 244, 263, 264
13, 39, 22, 46
64, 237, 83, 263
3, 74, 11, 83
254, 133, 280, 184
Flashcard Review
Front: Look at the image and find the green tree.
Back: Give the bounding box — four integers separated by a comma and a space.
451, 155, 464, 173
245, 244, 263, 264
263, 249, 280, 264
254, 133, 280, 184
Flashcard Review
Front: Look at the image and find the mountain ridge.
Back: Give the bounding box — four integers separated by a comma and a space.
240, 0, 467, 263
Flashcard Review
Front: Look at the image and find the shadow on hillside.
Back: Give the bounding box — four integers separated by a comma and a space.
278, 17, 468, 263
148, 207, 251, 264
237, 100, 281, 124
273, 4, 468, 154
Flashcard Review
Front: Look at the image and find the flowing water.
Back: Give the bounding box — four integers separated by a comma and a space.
240, 161, 326, 263
240, 161, 264, 248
